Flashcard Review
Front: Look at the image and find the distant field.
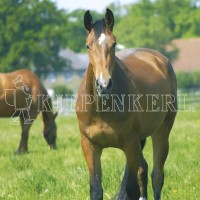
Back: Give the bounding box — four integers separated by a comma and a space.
0, 109, 200, 200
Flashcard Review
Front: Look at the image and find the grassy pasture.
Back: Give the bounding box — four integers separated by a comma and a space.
0, 108, 200, 200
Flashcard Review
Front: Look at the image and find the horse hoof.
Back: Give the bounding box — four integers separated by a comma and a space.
49, 144, 57, 150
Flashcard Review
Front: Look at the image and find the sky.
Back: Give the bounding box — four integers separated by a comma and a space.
52, 0, 138, 12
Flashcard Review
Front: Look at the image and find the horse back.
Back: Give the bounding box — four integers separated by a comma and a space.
0, 69, 48, 116
0, 69, 47, 95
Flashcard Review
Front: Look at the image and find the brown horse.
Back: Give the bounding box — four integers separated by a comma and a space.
0, 69, 57, 154
76, 9, 177, 200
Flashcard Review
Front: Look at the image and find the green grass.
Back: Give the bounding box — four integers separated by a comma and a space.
0, 110, 200, 200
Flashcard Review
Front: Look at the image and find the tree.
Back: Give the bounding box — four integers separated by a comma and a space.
64, 9, 103, 52
155, 0, 200, 38
64, 9, 87, 53
114, 0, 179, 60
0, 0, 70, 76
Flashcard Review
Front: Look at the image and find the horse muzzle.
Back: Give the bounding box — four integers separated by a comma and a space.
95, 78, 112, 96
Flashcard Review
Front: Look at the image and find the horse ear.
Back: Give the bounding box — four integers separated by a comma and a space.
53, 112, 58, 119
105, 8, 114, 31
84, 10, 93, 32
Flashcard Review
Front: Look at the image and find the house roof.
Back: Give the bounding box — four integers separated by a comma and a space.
172, 38, 200, 72
59, 48, 88, 70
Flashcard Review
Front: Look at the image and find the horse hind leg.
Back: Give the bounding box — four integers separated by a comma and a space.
116, 139, 142, 200
116, 140, 148, 200
138, 152, 148, 200
151, 113, 176, 200
137, 139, 148, 200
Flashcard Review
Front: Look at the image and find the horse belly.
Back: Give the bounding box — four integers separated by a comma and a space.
0, 101, 16, 117
0, 95, 15, 117
136, 111, 167, 139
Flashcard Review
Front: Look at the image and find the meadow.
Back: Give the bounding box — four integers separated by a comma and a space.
0, 107, 200, 200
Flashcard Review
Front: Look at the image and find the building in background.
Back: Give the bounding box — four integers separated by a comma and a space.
172, 38, 200, 72
44, 48, 88, 92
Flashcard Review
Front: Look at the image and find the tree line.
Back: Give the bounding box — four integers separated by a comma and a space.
0, 0, 200, 76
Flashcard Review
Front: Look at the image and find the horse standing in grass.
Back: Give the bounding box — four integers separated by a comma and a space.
0, 69, 57, 154
76, 9, 177, 200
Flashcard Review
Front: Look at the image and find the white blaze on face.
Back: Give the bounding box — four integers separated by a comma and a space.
98, 33, 106, 45
99, 71, 111, 87
139, 198, 147, 200
99, 71, 106, 87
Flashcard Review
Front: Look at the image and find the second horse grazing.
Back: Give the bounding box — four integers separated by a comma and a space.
76, 9, 177, 200
0, 69, 57, 154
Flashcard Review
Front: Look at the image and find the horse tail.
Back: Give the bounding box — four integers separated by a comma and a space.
114, 139, 146, 200
115, 165, 128, 200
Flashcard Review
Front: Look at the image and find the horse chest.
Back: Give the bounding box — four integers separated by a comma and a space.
85, 121, 121, 147
84, 117, 134, 148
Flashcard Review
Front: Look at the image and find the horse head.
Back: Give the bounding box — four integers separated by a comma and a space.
43, 112, 58, 149
84, 9, 116, 96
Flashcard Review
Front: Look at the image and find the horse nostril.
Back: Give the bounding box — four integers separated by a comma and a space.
95, 79, 103, 90
95, 79, 100, 87
95, 78, 112, 94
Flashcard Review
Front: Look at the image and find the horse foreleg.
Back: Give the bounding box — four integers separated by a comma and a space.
123, 139, 140, 200
16, 117, 32, 154
81, 134, 103, 200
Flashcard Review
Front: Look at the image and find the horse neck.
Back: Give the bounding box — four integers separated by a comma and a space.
87, 56, 134, 100
40, 89, 54, 128
86, 57, 129, 91
42, 111, 54, 130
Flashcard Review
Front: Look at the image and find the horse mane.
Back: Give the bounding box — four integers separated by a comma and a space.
42, 109, 53, 125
